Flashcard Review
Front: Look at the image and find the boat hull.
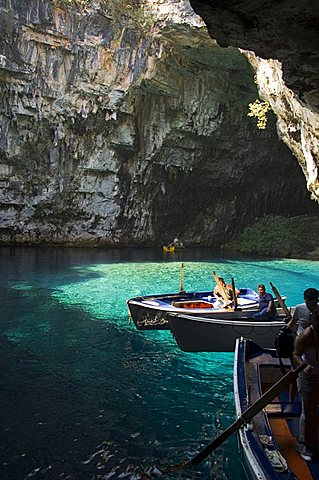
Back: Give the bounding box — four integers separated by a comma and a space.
162, 245, 185, 252
168, 314, 287, 352
234, 338, 319, 480
128, 301, 170, 330
163, 246, 175, 252
127, 301, 268, 331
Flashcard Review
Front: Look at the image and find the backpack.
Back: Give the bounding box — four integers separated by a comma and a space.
275, 325, 295, 358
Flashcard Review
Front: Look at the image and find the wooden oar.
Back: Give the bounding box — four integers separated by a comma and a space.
231, 277, 238, 310
161, 362, 307, 472
179, 263, 186, 294
270, 282, 291, 319
213, 271, 232, 308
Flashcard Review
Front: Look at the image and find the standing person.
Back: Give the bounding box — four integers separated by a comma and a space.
252, 284, 276, 320
287, 288, 319, 334
293, 308, 319, 462
287, 289, 319, 421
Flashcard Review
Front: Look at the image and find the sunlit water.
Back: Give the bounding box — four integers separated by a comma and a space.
1, 246, 319, 480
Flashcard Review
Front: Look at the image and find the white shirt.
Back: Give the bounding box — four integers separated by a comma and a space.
292, 303, 312, 334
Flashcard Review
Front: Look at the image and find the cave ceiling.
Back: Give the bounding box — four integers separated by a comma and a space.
190, 0, 319, 113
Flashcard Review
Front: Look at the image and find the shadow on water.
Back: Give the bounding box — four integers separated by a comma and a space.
0, 307, 242, 479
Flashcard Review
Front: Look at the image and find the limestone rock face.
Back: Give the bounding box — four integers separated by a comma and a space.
0, 0, 317, 246
190, 0, 319, 203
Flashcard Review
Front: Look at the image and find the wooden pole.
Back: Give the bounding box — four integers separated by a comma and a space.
270, 282, 291, 319
213, 271, 232, 308
231, 277, 238, 310
179, 263, 186, 293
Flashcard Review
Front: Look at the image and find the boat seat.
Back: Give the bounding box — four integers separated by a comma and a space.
171, 300, 214, 308
265, 401, 301, 418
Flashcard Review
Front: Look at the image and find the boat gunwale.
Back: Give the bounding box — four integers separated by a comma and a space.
234, 339, 270, 480
128, 300, 259, 315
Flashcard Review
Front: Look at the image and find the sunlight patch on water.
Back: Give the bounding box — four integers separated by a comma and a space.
50, 262, 217, 320
48, 261, 248, 321
50, 258, 319, 325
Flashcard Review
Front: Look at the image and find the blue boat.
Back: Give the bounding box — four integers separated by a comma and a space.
234, 338, 319, 479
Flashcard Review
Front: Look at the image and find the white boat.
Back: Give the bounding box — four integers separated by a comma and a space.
167, 308, 293, 352
234, 337, 319, 479
127, 287, 263, 330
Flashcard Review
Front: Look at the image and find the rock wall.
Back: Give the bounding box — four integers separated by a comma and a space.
190, 0, 319, 203
0, 0, 317, 246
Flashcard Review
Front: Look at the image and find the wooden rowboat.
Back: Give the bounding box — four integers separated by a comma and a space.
127, 287, 264, 330
234, 338, 319, 479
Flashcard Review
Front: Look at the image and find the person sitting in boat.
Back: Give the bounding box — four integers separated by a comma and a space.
214, 278, 239, 301
168, 237, 184, 248
293, 306, 319, 462
252, 284, 276, 320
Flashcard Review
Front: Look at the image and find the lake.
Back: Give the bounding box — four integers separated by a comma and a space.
1, 246, 319, 480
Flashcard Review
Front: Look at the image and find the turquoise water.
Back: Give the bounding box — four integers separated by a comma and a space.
1, 247, 319, 480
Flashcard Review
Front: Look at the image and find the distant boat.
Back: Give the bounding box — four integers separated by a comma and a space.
162, 245, 176, 252
234, 338, 319, 479
162, 245, 185, 252
127, 287, 281, 331
162, 238, 185, 252
167, 310, 291, 352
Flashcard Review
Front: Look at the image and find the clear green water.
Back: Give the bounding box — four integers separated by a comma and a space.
1, 246, 319, 480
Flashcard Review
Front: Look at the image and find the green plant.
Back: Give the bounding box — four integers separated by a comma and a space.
235, 215, 306, 257
51, 0, 155, 32
247, 99, 271, 129
52, 0, 90, 7
100, 0, 155, 32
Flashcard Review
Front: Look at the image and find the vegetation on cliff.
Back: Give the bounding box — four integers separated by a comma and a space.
225, 214, 319, 258
52, 0, 90, 7
247, 99, 271, 129
52, 0, 154, 31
